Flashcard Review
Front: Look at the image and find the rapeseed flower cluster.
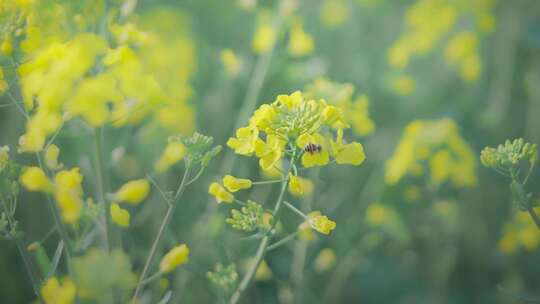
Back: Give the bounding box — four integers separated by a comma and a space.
385, 119, 477, 187
499, 208, 540, 254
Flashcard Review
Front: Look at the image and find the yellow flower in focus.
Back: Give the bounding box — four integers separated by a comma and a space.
227, 126, 259, 156
308, 211, 336, 235
114, 179, 150, 205
45, 144, 62, 170
322, 105, 348, 129
110, 203, 130, 228
288, 174, 314, 197
297, 133, 329, 168
391, 75, 416, 96
41, 277, 77, 304
221, 48, 241, 76
155, 141, 187, 173
223, 175, 252, 192
288, 22, 314, 57
252, 22, 276, 54
21, 167, 52, 192
255, 135, 285, 170
159, 244, 189, 273
330, 129, 366, 165
209, 182, 234, 204
314, 248, 336, 273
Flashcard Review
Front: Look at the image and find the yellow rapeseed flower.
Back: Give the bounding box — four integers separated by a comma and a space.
45, 144, 62, 170
159, 244, 190, 273
288, 174, 314, 197
209, 182, 234, 204
288, 21, 314, 57
252, 23, 276, 54
114, 179, 150, 205
155, 141, 187, 173
255, 134, 286, 170
110, 203, 130, 228
330, 129, 366, 165
20, 166, 53, 192
41, 277, 77, 304
54, 168, 84, 224
296, 133, 329, 168
227, 126, 259, 156
221, 48, 241, 76
222, 175, 252, 192
308, 211, 336, 235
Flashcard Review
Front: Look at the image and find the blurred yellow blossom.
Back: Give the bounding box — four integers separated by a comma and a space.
499, 208, 540, 254
110, 203, 130, 228
45, 144, 62, 170
288, 174, 314, 197
54, 168, 84, 224
0, 68, 7, 93
155, 141, 186, 173
252, 16, 276, 54
159, 244, 190, 273
391, 75, 416, 96
114, 179, 150, 205
20, 166, 52, 192
41, 277, 76, 304
221, 48, 242, 76
314, 248, 336, 272
320, 0, 349, 27
288, 20, 314, 57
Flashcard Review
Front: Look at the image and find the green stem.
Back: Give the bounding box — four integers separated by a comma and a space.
266, 231, 299, 252
132, 163, 191, 301
1, 199, 43, 301
139, 271, 163, 287
35, 153, 74, 276
251, 179, 286, 185
93, 127, 111, 251
282, 201, 307, 219
229, 167, 291, 304
527, 206, 540, 232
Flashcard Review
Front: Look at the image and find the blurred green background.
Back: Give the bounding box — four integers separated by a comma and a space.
2, 0, 540, 303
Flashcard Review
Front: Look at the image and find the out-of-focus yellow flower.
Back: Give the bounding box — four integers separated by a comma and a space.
113, 179, 150, 205
499, 208, 540, 254
314, 248, 336, 273
45, 144, 62, 170
444, 31, 481, 82
308, 211, 336, 235
0, 68, 7, 93
54, 168, 84, 224
296, 133, 329, 168
155, 141, 186, 173
227, 126, 259, 156
366, 203, 389, 225
253, 259, 272, 281
252, 22, 276, 54
255, 134, 286, 170
320, 0, 349, 27
429, 149, 452, 183
223, 175, 252, 192
159, 244, 189, 273
330, 129, 366, 165
1, 39, 13, 55
18, 110, 62, 153
288, 21, 314, 57
221, 48, 241, 76
110, 203, 130, 228
41, 277, 77, 304
209, 182, 234, 204
391, 75, 416, 96
20, 166, 52, 192
288, 174, 314, 197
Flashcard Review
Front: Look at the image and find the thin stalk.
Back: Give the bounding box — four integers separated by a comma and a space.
282, 201, 307, 219
138, 271, 163, 287
132, 164, 191, 301
1, 199, 43, 301
527, 206, 540, 231
251, 179, 286, 185
229, 170, 290, 304
35, 153, 74, 276
266, 231, 299, 252
93, 127, 111, 251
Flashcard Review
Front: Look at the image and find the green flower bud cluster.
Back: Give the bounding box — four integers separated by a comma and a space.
0, 146, 21, 202
207, 263, 238, 295
180, 132, 222, 166
226, 200, 270, 232
480, 138, 538, 171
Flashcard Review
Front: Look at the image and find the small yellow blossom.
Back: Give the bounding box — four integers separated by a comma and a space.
330, 129, 366, 165
288, 21, 314, 57
54, 168, 84, 224
391, 75, 416, 96
366, 203, 389, 225
45, 144, 62, 170
288, 174, 314, 197
155, 141, 187, 173
114, 179, 150, 205
221, 48, 241, 76
159, 244, 190, 273
227, 126, 259, 156
41, 277, 77, 304
297, 133, 329, 168
252, 23, 276, 54
308, 211, 336, 235
209, 182, 234, 204
20, 166, 52, 192
314, 248, 336, 273
222, 175, 252, 192
255, 135, 285, 170
110, 203, 130, 228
